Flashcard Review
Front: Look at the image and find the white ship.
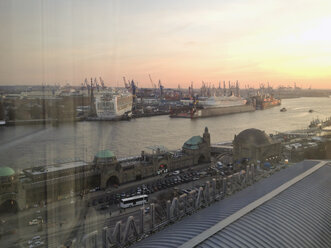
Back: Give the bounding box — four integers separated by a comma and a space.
171, 94, 252, 118
197, 95, 247, 108
94, 89, 133, 120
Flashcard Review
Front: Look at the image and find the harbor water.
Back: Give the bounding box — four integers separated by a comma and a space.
1, 97, 331, 169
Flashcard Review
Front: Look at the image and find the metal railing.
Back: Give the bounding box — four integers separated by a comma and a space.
77, 163, 286, 248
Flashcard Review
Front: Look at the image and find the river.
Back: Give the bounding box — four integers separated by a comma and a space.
1, 97, 331, 169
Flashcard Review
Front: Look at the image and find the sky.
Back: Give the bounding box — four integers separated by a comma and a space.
0, 0, 331, 89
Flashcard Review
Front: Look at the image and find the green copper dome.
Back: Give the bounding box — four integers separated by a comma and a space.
0, 167, 15, 177
183, 136, 203, 150
95, 150, 115, 159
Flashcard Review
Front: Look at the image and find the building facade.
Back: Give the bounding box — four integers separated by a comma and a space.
233, 128, 281, 165
0, 128, 211, 211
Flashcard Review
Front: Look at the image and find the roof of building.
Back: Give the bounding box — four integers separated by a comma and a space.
133, 160, 330, 248
24, 161, 88, 176
234, 128, 274, 146
196, 165, 331, 247
183, 136, 203, 150
95, 150, 115, 159
145, 145, 168, 153
0, 166, 15, 177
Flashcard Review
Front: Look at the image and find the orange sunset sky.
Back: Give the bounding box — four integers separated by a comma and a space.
0, 0, 331, 89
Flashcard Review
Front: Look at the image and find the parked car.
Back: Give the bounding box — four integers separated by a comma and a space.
98, 204, 109, 210
34, 240, 44, 247
29, 219, 39, 225
144, 207, 150, 214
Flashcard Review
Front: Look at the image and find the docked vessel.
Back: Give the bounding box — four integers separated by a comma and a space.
91, 89, 133, 120
170, 95, 255, 118
254, 95, 281, 110
309, 117, 331, 129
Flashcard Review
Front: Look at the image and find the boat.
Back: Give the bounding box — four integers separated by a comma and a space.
197, 95, 248, 108
309, 118, 321, 128
261, 97, 281, 109
280, 108, 287, 112
90, 89, 133, 120
309, 109, 314, 113
170, 95, 255, 118
254, 94, 281, 110
309, 117, 331, 129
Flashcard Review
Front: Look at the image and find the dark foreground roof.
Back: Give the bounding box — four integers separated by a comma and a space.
197, 162, 331, 248
132, 160, 331, 248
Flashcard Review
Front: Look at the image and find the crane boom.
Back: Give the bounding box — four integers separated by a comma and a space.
149, 74, 156, 89
123, 76, 129, 88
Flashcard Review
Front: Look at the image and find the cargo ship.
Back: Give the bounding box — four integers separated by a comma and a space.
170, 95, 255, 118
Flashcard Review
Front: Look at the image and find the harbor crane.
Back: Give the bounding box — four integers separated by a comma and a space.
123, 76, 130, 89
158, 80, 164, 99
130, 80, 137, 96
84, 78, 89, 87
149, 74, 157, 89
94, 78, 100, 91
99, 77, 105, 89
223, 81, 226, 96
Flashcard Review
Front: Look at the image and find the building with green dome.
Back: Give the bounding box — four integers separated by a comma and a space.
94, 150, 117, 164
0, 167, 15, 178
0, 166, 18, 213
0, 128, 211, 212
182, 127, 211, 164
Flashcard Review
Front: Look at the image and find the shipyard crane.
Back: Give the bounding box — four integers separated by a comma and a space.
99, 77, 105, 89
131, 80, 137, 96
84, 78, 91, 95
94, 78, 100, 91
223, 81, 226, 96
158, 80, 164, 99
84, 78, 89, 87
236, 80, 240, 97
123, 77, 129, 89
149, 74, 157, 89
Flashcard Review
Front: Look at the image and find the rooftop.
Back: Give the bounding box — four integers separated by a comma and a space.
24, 161, 89, 176
145, 145, 168, 153
183, 136, 203, 150
133, 160, 330, 248
234, 128, 274, 146
0, 166, 15, 177
196, 162, 331, 248
95, 150, 115, 159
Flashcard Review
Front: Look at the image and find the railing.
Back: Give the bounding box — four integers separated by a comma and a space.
76, 163, 287, 248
